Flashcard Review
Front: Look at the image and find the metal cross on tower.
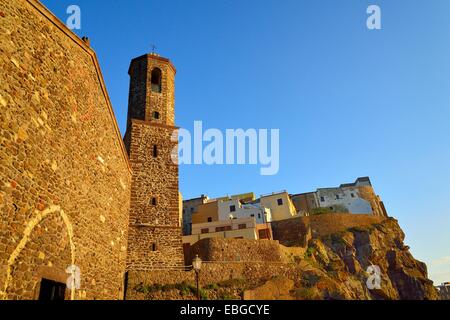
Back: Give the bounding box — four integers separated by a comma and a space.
150, 44, 157, 54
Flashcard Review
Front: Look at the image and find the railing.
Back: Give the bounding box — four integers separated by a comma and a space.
130, 265, 194, 272
130, 260, 296, 272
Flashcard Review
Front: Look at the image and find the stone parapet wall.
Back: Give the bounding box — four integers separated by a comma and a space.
186, 238, 284, 264
272, 214, 386, 246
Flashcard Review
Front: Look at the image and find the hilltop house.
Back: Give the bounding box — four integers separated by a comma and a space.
291, 177, 388, 217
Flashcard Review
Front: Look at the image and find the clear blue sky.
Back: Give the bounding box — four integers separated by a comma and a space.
42, 0, 450, 284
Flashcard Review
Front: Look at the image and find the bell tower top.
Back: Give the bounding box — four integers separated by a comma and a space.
126, 53, 176, 130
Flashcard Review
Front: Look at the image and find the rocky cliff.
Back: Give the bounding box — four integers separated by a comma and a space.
250, 217, 439, 300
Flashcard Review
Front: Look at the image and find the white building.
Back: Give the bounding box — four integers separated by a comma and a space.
316, 187, 373, 214
217, 198, 272, 224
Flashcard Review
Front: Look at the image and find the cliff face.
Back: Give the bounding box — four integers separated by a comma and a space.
270, 217, 439, 300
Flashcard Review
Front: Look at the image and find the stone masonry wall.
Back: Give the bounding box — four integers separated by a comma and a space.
187, 238, 284, 263
126, 55, 176, 128
127, 225, 184, 270
272, 214, 386, 247
126, 238, 291, 299
125, 53, 184, 270
127, 121, 180, 226
0, 0, 131, 300
271, 217, 312, 247
147, 57, 175, 126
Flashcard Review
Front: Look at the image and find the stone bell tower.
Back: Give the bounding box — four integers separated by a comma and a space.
124, 53, 184, 269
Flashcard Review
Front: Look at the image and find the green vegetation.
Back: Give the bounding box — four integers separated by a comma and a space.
302, 273, 321, 287
294, 287, 319, 300
310, 204, 349, 216
305, 247, 316, 258
220, 293, 237, 300
326, 290, 346, 300
204, 280, 247, 300
134, 281, 208, 300
348, 226, 368, 233
321, 232, 346, 246
330, 233, 346, 245
331, 204, 349, 213
310, 208, 332, 215
310, 205, 350, 215
216, 278, 247, 289
204, 283, 219, 290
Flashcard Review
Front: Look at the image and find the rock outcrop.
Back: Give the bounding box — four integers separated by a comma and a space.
251, 217, 439, 300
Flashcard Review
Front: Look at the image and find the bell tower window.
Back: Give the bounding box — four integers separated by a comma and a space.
151, 68, 162, 93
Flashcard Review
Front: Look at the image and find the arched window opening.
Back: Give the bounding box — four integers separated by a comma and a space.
151, 68, 162, 93
153, 111, 160, 120
151, 197, 157, 206
152, 145, 158, 158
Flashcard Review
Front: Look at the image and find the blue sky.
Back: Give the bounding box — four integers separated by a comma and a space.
42, 0, 450, 284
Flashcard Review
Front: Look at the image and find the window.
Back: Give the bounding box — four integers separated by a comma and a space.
190, 207, 194, 213
277, 198, 283, 206
150, 197, 157, 206
152, 145, 158, 158
216, 226, 231, 232
351, 193, 355, 198
258, 213, 261, 219
151, 242, 158, 251
238, 224, 246, 229
153, 111, 160, 120
258, 229, 270, 240
320, 196, 325, 202
250, 214, 255, 217
230, 205, 236, 212
207, 217, 212, 222
151, 68, 162, 93
201, 228, 209, 234
336, 194, 340, 200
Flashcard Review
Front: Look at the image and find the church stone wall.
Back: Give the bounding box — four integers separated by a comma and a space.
0, 0, 131, 300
